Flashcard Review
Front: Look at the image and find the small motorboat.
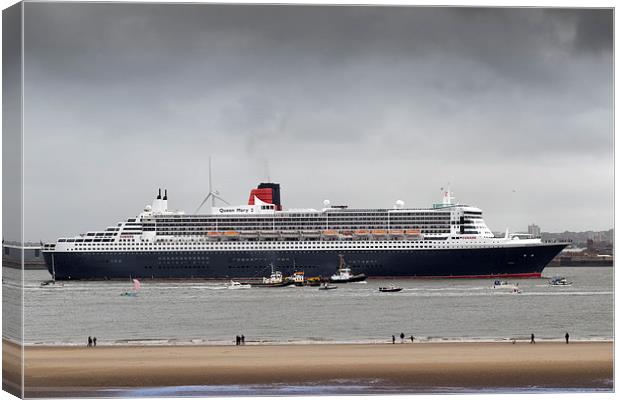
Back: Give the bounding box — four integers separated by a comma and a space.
491, 280, 518, 290
40, 280, 64, 288
318, 283, 338, 290
549, 277, 572, 286
227, 280, 251, 289
379, 285, 403, 293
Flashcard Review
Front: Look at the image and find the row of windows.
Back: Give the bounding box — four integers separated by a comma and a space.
150, 217, 452, 225
86, 232, 116, 237
59, 238, 115, 243
64, 244, 507, 254
148, 215, 453, 224
67, 238, 485, 247
155, 226, 451, 231
149, 211, 451, 220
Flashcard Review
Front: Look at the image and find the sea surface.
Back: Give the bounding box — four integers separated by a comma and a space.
26, 381, 614, 398
4, 266, 613, 346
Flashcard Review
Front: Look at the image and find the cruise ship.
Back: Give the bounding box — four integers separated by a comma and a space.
42, 183, 567, 280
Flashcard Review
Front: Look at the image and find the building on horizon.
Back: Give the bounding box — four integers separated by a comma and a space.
528, 223, 541, 237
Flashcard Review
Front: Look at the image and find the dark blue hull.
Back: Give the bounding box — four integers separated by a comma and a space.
43, 244, 566, 280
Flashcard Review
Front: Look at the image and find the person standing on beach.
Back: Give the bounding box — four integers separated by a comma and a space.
93, 337, 97, 347
87, 336, 92, 347
400, 332, 405, 343
410, 335, 414, 343
565, 332, 569, 344
392, 335, 395, 344
530, 333, 535, 344
235, 335, 240, 345
241, 335, 245, 345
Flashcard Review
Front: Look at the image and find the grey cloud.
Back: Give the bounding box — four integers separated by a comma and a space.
18, 3, 613, 240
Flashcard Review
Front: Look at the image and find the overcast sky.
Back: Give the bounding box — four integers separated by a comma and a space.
16, 4, 613, 241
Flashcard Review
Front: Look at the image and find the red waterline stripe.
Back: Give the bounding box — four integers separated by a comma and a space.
369, 272, 542, 279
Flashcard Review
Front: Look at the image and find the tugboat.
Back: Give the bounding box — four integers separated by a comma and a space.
306, 276, 322, 287
329, 255, 367, 283
292, 271, 305, 286
243, 264, 294, 287
379, 285, 403, 293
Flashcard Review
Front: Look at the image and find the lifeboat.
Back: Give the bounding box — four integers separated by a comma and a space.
259, 231, 280, 239
322, 230, 339, 240
240, 230, 259, 238
281, 230, 301, 239
354, 229, 370, 237
388, 229, 404, 237
207, 231, 222, 241
405, 229, 423, 240
301, 230, 321, 238
222, 231, 240, 241
371, 229, 388, 237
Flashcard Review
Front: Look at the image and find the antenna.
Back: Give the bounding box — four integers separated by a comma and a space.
195, 156, 230, 213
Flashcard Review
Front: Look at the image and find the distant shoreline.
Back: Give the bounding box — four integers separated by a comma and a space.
6, 340, 613, 395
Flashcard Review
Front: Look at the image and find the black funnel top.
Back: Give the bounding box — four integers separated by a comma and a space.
258, 183, 281, 207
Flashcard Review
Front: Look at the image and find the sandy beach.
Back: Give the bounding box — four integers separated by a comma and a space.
3, 339, 612, 395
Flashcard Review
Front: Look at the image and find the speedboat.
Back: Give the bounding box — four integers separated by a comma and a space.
227, 280, 251, 289
379, 285, 403, 293
549, 277, 572, 286
329, 255, 367, 283
318, 283, 338, 290
491, 280, 518, 290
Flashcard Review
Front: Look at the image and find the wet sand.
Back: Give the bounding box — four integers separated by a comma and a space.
6, 340, 613, 394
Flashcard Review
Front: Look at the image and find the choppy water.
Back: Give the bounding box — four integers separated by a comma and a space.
3, 266, 613, 345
